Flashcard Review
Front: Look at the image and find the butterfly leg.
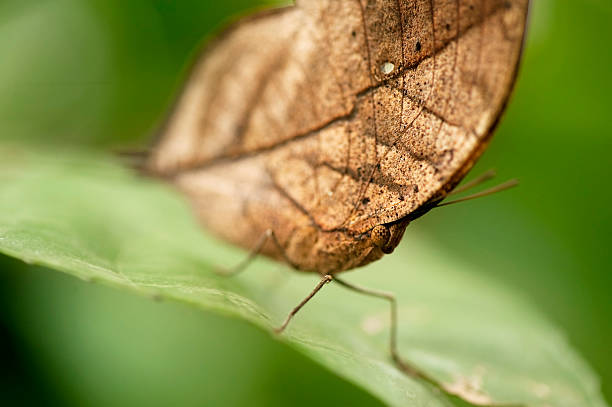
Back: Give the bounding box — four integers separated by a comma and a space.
218, 233, 520, 404
216, 231, 333, 335
275, 274, 333, 334
216, 229, 297, 276
332, 277, 525, 406
332, 277, 438, 383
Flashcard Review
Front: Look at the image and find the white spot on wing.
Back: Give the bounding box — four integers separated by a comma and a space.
381, 62, 395, 75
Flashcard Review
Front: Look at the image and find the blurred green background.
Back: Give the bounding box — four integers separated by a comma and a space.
0, 0, 610, 406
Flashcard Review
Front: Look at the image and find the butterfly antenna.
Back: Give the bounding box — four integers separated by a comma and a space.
447, 169, 497, 196
436, 179, 519, 208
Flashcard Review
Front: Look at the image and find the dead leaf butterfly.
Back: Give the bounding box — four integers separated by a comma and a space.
145, 0, 529, 400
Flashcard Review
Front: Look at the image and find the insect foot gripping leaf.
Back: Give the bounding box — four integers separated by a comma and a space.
146, 0, 530, 403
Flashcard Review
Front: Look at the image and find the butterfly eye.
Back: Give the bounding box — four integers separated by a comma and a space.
370, 225, 391, 249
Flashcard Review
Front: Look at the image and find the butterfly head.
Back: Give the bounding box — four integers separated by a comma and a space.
368, 220, 409, 255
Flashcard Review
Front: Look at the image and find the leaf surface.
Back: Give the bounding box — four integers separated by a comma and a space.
0, 144, 607, 407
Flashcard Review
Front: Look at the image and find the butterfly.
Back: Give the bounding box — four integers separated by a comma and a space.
145, 0, 529, 399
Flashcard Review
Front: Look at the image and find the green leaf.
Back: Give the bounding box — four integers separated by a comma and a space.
0, 143, 607, 407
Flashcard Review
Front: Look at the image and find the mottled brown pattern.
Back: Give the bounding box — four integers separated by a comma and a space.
148, 0, 529, 274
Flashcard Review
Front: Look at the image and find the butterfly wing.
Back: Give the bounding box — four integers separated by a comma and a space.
148, 0, 529, 248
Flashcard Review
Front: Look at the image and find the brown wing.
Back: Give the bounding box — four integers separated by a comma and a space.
149, 0, 529, 239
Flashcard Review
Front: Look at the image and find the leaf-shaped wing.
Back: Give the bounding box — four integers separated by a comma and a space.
149, 0, 529, 255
